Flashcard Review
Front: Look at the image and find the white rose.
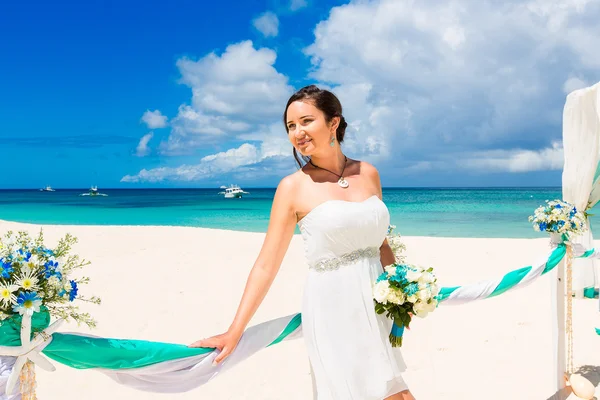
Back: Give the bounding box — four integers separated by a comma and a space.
412, 301, 429, 318
386, 290, 405, 305
384, 266, 397, 276
418, 272, 435, 284
405, 268, 421, 282
418, 288, 431, 302
427, 299, 438, 312
413, 300, 437, 318
373, 281, 391, 304
407, 294, 418, 304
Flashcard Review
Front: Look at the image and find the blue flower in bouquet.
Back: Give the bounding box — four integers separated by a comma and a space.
37, 246, 55, 257
0, 259, 13, 278
529, 200, 587, 236
44, 260, 62, 279
0, 230, 101, 328
405, 282, 419, 297
17, 249, 32, 262
69, 280, 78, 301
12, 291, 42, 316
387, 267, 407, 284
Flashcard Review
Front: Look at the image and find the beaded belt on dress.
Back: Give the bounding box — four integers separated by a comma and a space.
309, 246, 380, 272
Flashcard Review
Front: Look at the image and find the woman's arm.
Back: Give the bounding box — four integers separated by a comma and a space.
379, 238, 396, 268
189, 176, 298, 363
227, 176, 297, 334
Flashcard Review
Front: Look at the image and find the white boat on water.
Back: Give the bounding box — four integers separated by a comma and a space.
218, 185, 249, 198
79, 186, 108, 197
39, 186, 55, 192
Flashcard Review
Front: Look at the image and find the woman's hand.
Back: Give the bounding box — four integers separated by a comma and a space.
188, 329, 243, 365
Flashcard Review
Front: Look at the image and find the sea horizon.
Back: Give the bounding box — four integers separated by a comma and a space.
0, 187, 583, 238
0, 185, 563, 190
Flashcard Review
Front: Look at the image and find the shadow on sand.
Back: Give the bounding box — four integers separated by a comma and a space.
545, 365, 600, 400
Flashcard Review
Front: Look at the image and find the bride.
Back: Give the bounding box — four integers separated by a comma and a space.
190, 85, 415, 400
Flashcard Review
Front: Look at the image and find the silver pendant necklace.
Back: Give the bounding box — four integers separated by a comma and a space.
309, 156, 349, 188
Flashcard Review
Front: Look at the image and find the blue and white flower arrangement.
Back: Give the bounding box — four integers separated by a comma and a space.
0, 230, 100, 326
528, 200, 587, 237
373, 263, 439, 347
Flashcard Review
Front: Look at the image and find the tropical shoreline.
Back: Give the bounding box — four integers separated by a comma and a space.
0, 219, 598, 399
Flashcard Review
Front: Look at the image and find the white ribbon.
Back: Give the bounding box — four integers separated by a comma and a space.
0, 314, 63, 396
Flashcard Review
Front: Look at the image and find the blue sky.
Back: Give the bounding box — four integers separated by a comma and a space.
1, 0, 599, 189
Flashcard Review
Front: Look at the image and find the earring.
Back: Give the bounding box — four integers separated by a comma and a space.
330, 136, 335, 147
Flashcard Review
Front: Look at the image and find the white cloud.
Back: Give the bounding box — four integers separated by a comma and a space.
122, 136, 293, 183
141, 110, 167, 129
157, 41, 292, 156
461, 142, 564, 173
135, 133, 154, 157
131, 0, 600, 184
303, 0, 600, 173
177, 41, 291, 118
290, 0, 307, 11
252, 12, 279, 38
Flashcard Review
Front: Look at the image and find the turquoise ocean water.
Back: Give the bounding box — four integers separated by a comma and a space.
0, 187, 591, 238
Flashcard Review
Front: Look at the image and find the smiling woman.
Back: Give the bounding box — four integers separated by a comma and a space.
283, 85, 348, 169
191, 85, 415, 400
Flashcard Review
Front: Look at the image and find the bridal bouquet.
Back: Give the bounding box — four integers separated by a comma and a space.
528, 200, 587, 236
373, 263, 439, 347
0, 230, 100, 326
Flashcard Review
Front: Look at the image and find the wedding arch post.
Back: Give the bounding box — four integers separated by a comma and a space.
555, 81, 600, 393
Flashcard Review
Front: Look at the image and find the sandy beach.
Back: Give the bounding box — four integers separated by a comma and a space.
1, 219, 598, 400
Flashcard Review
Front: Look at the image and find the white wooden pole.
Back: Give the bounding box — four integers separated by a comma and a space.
551, 259, 566, 395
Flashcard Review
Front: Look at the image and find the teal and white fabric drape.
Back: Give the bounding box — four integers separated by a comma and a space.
562, 81, 600, 298
0, 312, 302, 399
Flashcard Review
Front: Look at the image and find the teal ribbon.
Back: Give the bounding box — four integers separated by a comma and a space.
437, 244, 599, 303
0, 307, 51, 345
391, 322, 404, 338
0, 311, 302, 370
389, 321, 405, 347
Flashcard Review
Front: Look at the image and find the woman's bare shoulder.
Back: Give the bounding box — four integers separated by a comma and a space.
356, 160, 379, 174
349, 159, 380, 181
352, 159, 382, 195
274, 169, 307, 204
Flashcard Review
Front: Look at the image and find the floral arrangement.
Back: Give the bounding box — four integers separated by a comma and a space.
0, 230, 100, 326
373, 263, 439, 347
528, 200, 587, 236
386, 224, 407, 264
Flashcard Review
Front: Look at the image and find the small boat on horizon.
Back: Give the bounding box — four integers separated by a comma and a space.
79, 186, 108, 197
39, 186, 55, 192
218, 184, 249, 199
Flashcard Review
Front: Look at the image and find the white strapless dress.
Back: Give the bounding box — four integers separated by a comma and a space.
298, 195, 408, 400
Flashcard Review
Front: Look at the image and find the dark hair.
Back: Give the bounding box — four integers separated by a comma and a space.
283, 85, 348, 167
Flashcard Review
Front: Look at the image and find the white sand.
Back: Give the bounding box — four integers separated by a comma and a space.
0, 219, 598, 400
